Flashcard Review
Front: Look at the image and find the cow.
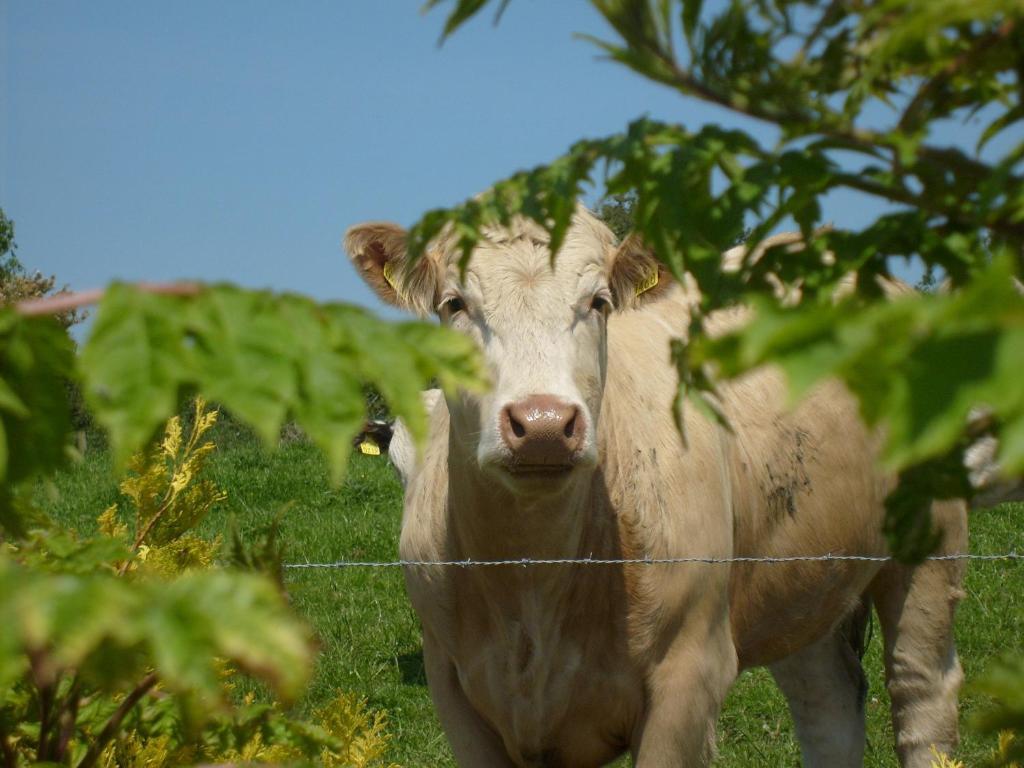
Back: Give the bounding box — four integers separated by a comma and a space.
344, 206, 966, 768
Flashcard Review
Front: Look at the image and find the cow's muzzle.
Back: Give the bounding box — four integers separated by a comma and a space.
499, 395, 586, 472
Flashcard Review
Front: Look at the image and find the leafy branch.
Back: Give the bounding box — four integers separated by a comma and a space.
75, 672, 159, 768
897, 18, 1018, 134
418, 0, 1024, 493
1, 271, 486, 765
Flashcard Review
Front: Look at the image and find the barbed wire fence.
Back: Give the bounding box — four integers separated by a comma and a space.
283, 551, 1024, 570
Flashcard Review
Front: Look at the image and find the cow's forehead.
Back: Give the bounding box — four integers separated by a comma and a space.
439, 211, 615, 301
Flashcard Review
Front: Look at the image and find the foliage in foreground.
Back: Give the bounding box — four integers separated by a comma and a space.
0, 193, 482, 764
1, 279, 485, 517
0, 400, 399, 766
421, 0, 1024, 553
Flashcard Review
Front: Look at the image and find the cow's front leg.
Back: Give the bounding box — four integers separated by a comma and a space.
422, 631, 516, 767
632, 625, 738, 767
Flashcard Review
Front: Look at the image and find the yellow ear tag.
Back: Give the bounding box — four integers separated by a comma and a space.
382, 261, 398, 292
358, 437, 381, 456
382, 261, 410, 303
635, 266, 660, 297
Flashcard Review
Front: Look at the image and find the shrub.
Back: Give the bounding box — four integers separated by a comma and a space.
0, 399, 398, 767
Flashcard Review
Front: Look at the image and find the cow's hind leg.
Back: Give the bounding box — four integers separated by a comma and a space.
769, 602, 870, 768
869, 499, 967, 768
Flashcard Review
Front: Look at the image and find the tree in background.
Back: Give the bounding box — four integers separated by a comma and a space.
0, 209, 83, 328
596, 192, 638, 241
0, 210, 15, 269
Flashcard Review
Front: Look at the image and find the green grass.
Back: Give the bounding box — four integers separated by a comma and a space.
42, 436, 1024, 767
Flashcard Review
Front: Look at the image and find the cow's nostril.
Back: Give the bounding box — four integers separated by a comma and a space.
500, 396, 586, 466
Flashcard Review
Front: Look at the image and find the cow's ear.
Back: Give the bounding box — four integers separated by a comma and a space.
344, 222, 440, 316
607, 234, 673, 311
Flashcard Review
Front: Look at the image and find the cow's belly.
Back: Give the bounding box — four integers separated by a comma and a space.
728, 482, 888, 667
729, 558, 883, 667
455, 632, 641, 767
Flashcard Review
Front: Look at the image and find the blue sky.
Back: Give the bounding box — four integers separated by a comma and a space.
1, 1, 943, 321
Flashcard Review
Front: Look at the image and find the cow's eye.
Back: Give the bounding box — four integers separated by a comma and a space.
439, 295, 466, 316
590, 293, 613, 314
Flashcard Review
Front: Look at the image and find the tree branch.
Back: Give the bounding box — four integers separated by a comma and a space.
118, 492, 178, 576
27, 650, 56, 761
55, 688, 80, 763
832, 172, 1024, 241
637, 35, 1013, 209
0, 722, 17, 768
15, 282, 202, 317
898, 18, 1017, 133
75, 672, 159, 768
45, 676, 82, 761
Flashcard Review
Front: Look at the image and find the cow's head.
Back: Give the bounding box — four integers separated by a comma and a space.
345, 205, 670, 496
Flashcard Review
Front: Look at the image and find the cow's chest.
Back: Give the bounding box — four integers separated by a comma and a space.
452, 593, 641, 766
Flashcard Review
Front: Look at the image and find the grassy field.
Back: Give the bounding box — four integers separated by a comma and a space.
43, 430, 1024, 767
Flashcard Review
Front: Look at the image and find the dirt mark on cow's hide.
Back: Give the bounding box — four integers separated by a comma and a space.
762, 425, 814, 521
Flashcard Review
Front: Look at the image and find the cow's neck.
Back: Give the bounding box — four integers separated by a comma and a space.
446, 446, 614, 564
451, 475, 596, 562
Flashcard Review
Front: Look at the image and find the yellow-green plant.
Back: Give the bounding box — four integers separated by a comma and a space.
100, 397, 226, 577
996, 731, 1021, 768
202, 691, 399, 768
95, 689, 398, 768
0, 399, 402, 766
929, 745, 965, 768
310, 692, 399, 768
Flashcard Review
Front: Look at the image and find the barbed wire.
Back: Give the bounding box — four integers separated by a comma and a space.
284, 551, 1023, 570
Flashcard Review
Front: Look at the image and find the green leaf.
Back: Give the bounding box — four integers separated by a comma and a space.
277, 300, 364, 483
17, 530, 130, 575
0, 551, 313, 709
173, 569, 313, 704
79, 284, 192, 467
424, 0, 495, 41
185, 286, 297, 445
78, 284, 485, 482
39, 575, 139, 673
0, 558, 28, 691
0, 310, 74, 526
0, 376, 28, 418
978, 104, 1024, 152
682, 0, 703, 41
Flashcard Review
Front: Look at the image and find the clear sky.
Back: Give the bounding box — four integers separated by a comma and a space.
1, 1, 942, 322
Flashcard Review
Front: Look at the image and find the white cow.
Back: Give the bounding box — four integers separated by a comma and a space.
346, 207, 966, 768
